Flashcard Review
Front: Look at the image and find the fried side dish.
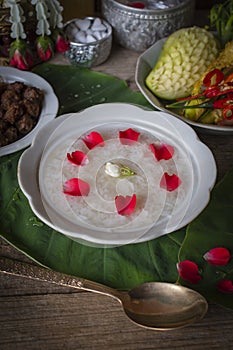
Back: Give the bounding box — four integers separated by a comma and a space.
0, 81, 44, 147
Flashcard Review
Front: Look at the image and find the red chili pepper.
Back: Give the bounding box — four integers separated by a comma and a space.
177, 85, 233, 102
225, 72, 233, 83
205, 86, 233, 98
213, 97, 231, 109
223, 105, 233, 120
203, 68, 224, 87
168, 79, 233, 111
204, 86, 220, 98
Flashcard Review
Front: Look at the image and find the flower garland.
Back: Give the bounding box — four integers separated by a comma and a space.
3, 0, 69, 70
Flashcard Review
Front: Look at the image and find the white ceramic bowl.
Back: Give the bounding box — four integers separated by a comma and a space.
0, 67, 59, 156
18, 103, 216, 247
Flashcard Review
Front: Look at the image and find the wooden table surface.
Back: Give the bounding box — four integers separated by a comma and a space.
1, 33, 233, 349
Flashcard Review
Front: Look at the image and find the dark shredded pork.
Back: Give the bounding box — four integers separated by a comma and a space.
0, 81, 44, 147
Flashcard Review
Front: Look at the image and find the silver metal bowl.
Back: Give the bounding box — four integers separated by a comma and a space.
101, 0, 195, 51
64, 17, 112, 67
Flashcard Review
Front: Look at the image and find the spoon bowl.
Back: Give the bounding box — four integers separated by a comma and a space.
123, 282, 207, 329
0, 257, 208, 330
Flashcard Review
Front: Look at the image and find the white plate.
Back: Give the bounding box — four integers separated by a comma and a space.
0, 67, 59, 156
18, 103, 217, 247
135, 38, 233, 134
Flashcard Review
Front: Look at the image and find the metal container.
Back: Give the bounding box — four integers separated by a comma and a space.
101, 0, 195, 52
64, 17, 112, 67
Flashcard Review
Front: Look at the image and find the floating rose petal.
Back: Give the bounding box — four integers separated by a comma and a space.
177, 260, 202, 284
203, 247, 231, 266
119, 128, 140, 145
217, 280, 233, 294
63, 178, 90, 196
67, 151, 89, 166
160, 172, 181, 192
82, 131, 105, 149
115, 194, 136, 216
149, 142, 174, 161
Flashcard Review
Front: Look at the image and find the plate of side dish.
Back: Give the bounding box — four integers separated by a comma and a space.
0, 67, 59, 156
135, 38, 233, 134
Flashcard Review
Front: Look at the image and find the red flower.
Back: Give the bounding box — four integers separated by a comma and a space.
63, 178, 90, 196
54, 32, 70, 53
67, 151, 89, 166
82, 131, 105, 149
150, 142, 174, 161
160, 172, 181, 192
9, 40, 34, 70
177, 260, 202, 284
119, 128, 140, 145
115, 194, 136, 216
203, 247, 231, 266
217, 280, 233, 294
36, 36, 54, 61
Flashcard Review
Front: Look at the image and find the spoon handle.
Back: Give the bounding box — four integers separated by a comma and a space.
0, 256, 120, 300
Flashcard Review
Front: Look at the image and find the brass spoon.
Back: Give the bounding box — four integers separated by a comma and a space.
0, 257, 208, 330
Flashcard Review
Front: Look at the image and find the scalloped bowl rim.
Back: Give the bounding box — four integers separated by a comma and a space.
18, 103, 217, 247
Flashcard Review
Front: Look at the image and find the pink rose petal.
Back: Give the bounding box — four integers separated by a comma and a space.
150, 143, 174, 161
119, 128, 140, 145
63, 178, 90, 196
177, 260, 202, 284
203, 247, 231, 266
67, 151, 89, 166
160, 172, 181, 192
82, 131, 105, 149
217, 280, 233, 294
115, 194, 136, 216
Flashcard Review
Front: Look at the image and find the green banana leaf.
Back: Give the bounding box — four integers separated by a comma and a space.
0, 145, 185, 289
178, 168, 233, 309
33, 64, 153, 115
0, 64, 233, 310
0, 63, 184, 291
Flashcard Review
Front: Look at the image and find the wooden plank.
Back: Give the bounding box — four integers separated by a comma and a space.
1, 288, 233, 349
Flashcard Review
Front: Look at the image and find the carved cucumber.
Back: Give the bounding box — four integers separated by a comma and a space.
146, 27, 219, 100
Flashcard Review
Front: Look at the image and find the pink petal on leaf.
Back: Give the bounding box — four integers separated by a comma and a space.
115, 194, 136, 216
217, 280, 233, 294
177, 260, 202, 284
63, 178, 90, 196
160, 172, 181, 192
119, 128, 140, 145
150, 143, 174, 161
82, 131, 105, 149
203, 247, 231, 266
67, 151, 89, 166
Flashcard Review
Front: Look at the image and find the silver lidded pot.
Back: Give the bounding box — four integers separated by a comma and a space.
101, 0, 195, 52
